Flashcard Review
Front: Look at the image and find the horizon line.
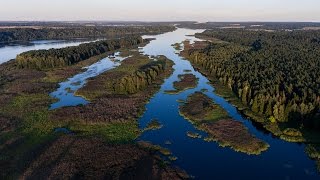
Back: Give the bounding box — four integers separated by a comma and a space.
0, 20, 320, 23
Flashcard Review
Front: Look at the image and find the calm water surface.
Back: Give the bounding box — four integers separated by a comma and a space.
50, 52, 128, 109
136, 28, 320, 180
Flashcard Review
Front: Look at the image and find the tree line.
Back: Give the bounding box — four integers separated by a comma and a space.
16, 36, 144, 69
187, 29, 320, 130
112, 60, 169, 95
0, 26, 176, 43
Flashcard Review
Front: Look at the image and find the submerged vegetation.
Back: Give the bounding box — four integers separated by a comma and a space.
179, 92, 269, 155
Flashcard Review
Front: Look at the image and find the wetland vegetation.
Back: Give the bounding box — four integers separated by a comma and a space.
0, 29, 185, 179
179, 92, 269, 155
173, 74, 198, 92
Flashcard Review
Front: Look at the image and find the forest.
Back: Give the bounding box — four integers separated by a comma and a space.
0, 25, 175, 43
177, 22, 320, 30
186, 29, 320, 130
16, 36, 144, 69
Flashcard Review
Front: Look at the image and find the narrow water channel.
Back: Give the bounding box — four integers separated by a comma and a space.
137, 28, 320, 179
50, 52, 128, 109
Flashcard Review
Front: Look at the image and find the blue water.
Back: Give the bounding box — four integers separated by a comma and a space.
0, 39, 95, 64
50, 52, 128, 109
136, 28, 320, 179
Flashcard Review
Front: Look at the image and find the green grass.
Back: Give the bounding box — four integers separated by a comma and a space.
204, 105, 229, 122
68, 122, 141, 144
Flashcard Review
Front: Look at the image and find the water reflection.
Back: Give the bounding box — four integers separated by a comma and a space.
0, 39, 95, 64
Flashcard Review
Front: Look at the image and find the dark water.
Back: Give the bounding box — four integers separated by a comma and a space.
136, 28, 320, 180
50, 52, 128, 109
0, 39, 95, 64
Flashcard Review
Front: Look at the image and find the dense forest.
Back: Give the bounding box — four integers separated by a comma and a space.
186, 29, 320, 130
177, 22, 320, 30
17, 36, 144, 69
112, 59, 170, 95
0, 26, 175, 43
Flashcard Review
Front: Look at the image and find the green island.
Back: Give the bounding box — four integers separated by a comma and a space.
173, 74, 198, 91
164, 74, 198, 94
186, 131, 202, 139
172, 42, 182, 51
144, 119, 163, 131
0, 33, 188, 179
179, 92, 270, 155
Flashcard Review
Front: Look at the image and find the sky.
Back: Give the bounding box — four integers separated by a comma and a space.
0, 0, 319, 22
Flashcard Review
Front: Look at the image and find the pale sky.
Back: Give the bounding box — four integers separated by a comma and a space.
0, 0, 319, 22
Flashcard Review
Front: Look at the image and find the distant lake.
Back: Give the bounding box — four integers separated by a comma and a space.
0, 39, 95, 64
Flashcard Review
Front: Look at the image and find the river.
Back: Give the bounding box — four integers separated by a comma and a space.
3, 29, 318, 179
136, 28, 320, 179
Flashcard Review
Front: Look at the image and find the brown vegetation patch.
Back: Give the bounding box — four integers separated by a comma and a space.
0, 115, 18, 133
55, 56, 174, 123
53, 94, 148, 123
179, 92, 218, 122
202, 119, 269, 155
180, 41, 209, 57
21, 136, 188, 180
179, 92, 269, 155
173, 74, 198, 92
